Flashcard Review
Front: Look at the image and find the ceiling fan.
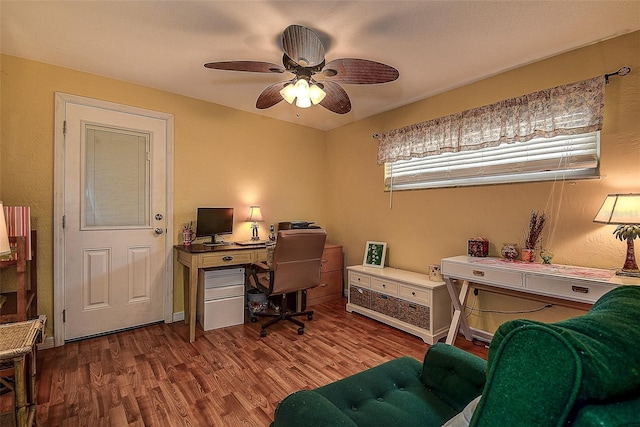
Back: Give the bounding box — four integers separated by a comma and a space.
204, 25, 399, 114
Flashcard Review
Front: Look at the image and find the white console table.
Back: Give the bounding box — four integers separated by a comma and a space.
441, 256, 640, 345
346, 265, 451, 344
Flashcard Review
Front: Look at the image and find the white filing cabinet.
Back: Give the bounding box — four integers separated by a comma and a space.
197, 267, 246, 331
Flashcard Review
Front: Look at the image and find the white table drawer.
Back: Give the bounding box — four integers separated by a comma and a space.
371, 277, 398, 295
525, 275, 613, 303
399, 284, 431, 305
443, 262, 523, 287
350, 272, 371, 288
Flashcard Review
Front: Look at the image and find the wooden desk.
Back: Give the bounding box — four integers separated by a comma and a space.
174, 244, 267, 342
0, 315, 46, 427
441, 256, 640, 345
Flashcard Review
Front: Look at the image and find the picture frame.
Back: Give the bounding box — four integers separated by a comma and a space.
363, 241, 387, 268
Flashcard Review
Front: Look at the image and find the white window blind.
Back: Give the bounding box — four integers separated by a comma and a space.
385, 132, 599, 190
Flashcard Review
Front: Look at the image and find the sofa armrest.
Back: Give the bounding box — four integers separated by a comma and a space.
271, 390, 358, 427
420, 343, 487, 411
470, 325, 582, 427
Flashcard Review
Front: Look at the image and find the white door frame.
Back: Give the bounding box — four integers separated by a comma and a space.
53, 92, 174, 347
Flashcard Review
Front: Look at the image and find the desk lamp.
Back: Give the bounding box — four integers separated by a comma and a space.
247, 206, 264, 241
0, 202, 11, 257
594, 193, 640, 277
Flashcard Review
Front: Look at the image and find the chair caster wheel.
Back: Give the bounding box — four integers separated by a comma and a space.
250, 316, 257, 323
298, 327, 304, 335
260, 330, 267, 337
307, 314, 313, 320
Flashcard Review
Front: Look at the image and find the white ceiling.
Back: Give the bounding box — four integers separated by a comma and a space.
2, 1, 639, 131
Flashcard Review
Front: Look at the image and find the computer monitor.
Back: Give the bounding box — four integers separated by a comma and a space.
195, 207, 234, 245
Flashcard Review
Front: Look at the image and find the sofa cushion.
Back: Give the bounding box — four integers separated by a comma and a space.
311, 356, 459, 426
572, 392, 640, 426
420, 343, 486, 411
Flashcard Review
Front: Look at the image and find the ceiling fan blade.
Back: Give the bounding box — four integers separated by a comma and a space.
282, 25, 325, 67
318, 81, 351, 114
256, 81, 288, 109
322, 58, 399, 84
204, 61, 284, 73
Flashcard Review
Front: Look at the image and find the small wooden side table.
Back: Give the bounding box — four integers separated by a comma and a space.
0, 315, 46, 427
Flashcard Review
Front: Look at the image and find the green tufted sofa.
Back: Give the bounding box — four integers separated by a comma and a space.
270, 285, 640, 427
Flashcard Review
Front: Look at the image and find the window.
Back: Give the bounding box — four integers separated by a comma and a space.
378, 76, 605, 190
385, 132, 599, 190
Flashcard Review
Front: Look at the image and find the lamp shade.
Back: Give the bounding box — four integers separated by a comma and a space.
247, 206, 264, 222
280, 83, 297, 104
593, 194, 640, 224
309, 84, 327, 104
279, 78, 326, 108
0, 202, 11, 256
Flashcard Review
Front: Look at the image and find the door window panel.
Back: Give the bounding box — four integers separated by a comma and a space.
83, 124, 150, 228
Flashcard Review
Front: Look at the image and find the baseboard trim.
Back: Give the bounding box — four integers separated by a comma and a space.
38, 336, 55, 350
469, 327, 494, 344
173, 311, 184, 322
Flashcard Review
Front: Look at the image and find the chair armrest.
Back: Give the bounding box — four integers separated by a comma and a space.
420, 343, 487, 411
249, 262, 274, 294
271, 390, 358, 427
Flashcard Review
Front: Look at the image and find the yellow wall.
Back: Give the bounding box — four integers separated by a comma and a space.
325, 31, 640, 332
1, 30, 639, 339
0, 54, 327, 337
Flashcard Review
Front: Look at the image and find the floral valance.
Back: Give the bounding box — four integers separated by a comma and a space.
377, 76, 605, 164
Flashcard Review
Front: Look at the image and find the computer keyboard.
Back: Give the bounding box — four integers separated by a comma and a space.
235, 240, 268, 246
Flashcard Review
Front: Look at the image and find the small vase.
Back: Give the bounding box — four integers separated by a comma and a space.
501, 243, 519, 261
521, 248, 535, 262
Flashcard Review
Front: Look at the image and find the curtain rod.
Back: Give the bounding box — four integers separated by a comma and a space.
604, 66, 631, 85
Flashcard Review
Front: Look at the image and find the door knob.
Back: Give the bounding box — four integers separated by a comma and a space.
154, 228, 164, 235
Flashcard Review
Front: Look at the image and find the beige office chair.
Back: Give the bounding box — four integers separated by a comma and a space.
248, 228, 327, 337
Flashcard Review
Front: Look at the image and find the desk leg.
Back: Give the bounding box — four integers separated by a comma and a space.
445, 277, 473, 345
179, 255, 199, 343
188, 256, 199, 343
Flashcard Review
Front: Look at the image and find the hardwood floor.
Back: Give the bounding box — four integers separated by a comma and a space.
33, 298, 487, 426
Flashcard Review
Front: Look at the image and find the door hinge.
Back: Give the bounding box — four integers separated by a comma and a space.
62, 309, 66, 322
63, 120, 67, 136
62, 215, 66, 228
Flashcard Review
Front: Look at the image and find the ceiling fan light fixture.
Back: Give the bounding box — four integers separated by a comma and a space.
279, 78, 326, 108
294, 79, 312, 108
309, 83, 326, 105
280, 83, 297, 104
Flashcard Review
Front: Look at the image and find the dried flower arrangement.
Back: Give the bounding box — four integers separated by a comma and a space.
523, 211, 547, 250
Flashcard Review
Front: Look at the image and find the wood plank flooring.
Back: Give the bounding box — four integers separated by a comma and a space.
33, 298, 487, 426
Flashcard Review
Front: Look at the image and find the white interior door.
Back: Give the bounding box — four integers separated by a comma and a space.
55, 94, 173, 342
